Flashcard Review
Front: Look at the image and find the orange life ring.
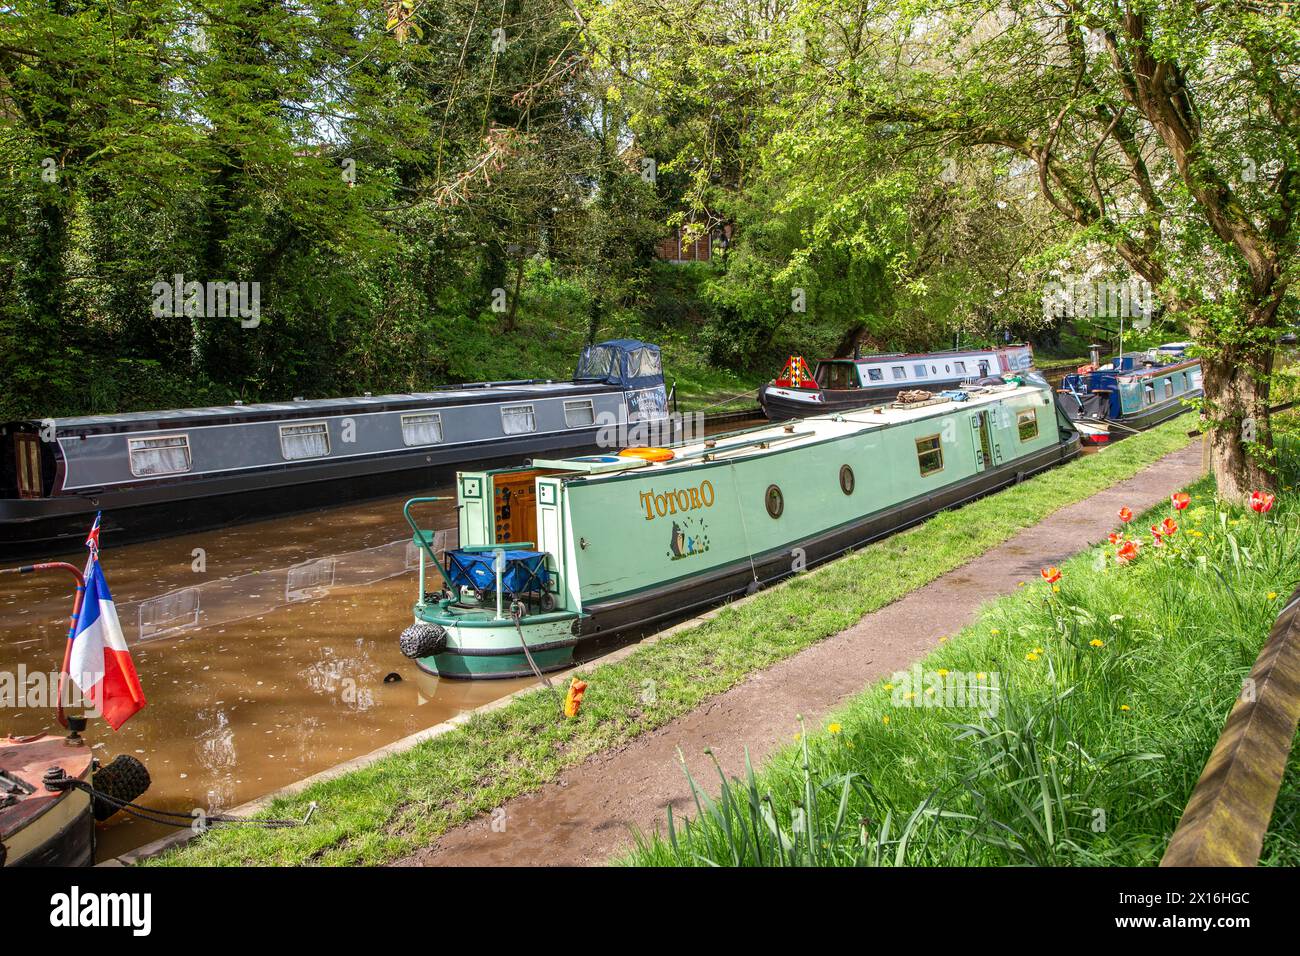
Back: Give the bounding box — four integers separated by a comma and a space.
619, 446, 675, 462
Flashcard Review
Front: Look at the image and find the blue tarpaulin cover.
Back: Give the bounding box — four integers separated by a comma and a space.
445, 549, 551, 594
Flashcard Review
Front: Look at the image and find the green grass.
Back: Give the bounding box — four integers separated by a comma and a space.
152, 420, 1195, 865
623, 473, 1300, 866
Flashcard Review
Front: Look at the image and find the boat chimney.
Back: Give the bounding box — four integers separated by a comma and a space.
1088, 343, 1102, 367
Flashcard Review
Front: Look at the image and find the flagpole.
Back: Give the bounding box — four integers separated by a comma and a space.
59, 512, 102, 726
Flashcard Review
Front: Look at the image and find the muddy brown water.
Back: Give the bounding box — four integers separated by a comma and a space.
1, 416, 762, 861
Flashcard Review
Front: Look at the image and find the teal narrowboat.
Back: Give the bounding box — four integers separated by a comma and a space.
399, 375, 1081, 679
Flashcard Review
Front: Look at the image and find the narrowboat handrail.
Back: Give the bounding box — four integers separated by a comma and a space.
403, 496, 456, 591
1160, 583, 1300, 866
458, 542, 536, 552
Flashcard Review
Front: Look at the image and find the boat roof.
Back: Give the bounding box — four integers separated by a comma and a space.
817, 345, 1028, 365
535, 381, 1049, 480
25, 380, 612, 432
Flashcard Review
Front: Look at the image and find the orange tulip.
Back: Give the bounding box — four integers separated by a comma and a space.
1107, 531, 1122, 545
1041, 566, 1061, 584
1250, 491, 1275, 514
1171, 492, 1190, 511
563, 678, 588, 718
1118, 507, 1133, 523
1158, 518, 1177, 537
1116, 540, 1140, 564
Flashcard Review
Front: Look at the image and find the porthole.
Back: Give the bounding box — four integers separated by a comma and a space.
765, 484, 784, 519
839, 464, 855, 495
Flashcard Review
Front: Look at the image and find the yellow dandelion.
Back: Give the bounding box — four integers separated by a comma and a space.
883, 683, 894, 691
1268, 592, 1278, 600
904, 691, 916, 700
1026, 652, 1039, 662
1090, 639, 1105, 648
937, 668, 949, 677
1052, 584, 1060, 593
991, 628, 1001, 635
881, 715, 890, 725
976, 672, 986, 680
1119, 704, 1130, 712
1034, 647, 1043, 654
828, 723, 842, 735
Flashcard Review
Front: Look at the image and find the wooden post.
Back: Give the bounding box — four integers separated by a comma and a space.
1161, 585, 1300, 866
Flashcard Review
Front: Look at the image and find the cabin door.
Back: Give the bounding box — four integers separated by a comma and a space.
971, 411, 1001, 469
14, 433, 42, 498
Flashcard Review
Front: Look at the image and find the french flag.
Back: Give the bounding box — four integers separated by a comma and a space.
68, 556, 146, 730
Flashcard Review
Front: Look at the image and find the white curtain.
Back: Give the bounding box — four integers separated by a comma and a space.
281, 424, 330, 459
501, 405, 536, 435
130, 437, 191, 475
402, 413, 443, 445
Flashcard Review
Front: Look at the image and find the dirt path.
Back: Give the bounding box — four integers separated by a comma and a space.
396, 443, 1204, 867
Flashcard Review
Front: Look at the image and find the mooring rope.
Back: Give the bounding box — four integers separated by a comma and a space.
46, 772, 311, 831
510, 601, 566, 716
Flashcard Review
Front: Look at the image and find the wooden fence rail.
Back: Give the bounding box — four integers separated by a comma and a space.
1161, 583, 1300, 866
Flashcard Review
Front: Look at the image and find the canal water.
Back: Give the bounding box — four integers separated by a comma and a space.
1, 413, 764, 860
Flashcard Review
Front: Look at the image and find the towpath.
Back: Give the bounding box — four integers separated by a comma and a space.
396, 443, 1204, 867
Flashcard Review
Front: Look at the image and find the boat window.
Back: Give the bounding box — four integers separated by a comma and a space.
825, 363, 856, 389
1181, 372, 1189, 390
1144, 384, 1155, 406
913, 364, 928, 377
564, 399, 596, 428
501, 404, 537, 435
839, 464, 855, 495
916, 434, 943, 476
1017, 409, 1039, 442
630, 348, 662, 378
867, 367, 883, 382
955, 361, 966, 374
280, 422, 330, 460
892, 366, 906, 380
765, 484, 784, 518
401, 412, 444, 446
576, 346, 615, 380
1164, 378, 1174, 399
128, 434, 192, 476
945, 365, 950, 373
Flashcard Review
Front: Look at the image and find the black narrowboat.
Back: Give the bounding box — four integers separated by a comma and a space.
0, 340, 672, 559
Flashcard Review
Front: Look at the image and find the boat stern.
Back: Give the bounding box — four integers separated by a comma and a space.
401, 601, 580, 680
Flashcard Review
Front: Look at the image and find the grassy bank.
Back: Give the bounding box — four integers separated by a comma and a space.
153, 420, 1195, 866
625, 471, 1300, 866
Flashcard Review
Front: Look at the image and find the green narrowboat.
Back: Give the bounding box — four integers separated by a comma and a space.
399, 375, 1081, 679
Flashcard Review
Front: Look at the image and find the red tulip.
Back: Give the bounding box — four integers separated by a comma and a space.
1118, 507, 1133, 523
1159, 518, 1178, 537
1116, 540, 1140, 564
1041, 566, 1061, 584
1250, 491, 1275, 514
1171, 492, 1190, 511
1107, 532, 1122, 545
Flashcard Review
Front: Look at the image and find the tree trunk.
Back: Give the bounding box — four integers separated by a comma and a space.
1201, 343, 1276, 503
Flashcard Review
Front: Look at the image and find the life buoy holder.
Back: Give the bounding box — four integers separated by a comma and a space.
619, 446, 675, 463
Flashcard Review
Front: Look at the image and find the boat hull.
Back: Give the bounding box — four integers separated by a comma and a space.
410, 611, 579, 680
570, 435, 1079, 640
1, 735, 96, 868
